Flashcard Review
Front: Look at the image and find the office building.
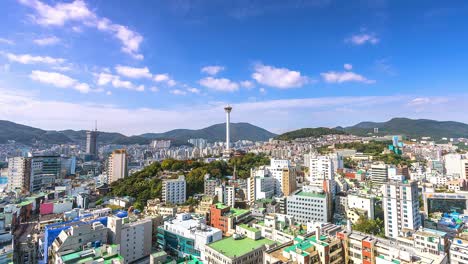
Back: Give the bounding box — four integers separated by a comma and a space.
85, 129, 98, 158
383, 180, 421, 238
151, 140, 171, 149
107, 149, 128, 184
162, 175, 186, 205
371, 163, 388, 187
108, 215, 153, 263
30, 155, 61, 192
287, 187, 330, 224
7, 157, 31, 192
157, 213, 222, 258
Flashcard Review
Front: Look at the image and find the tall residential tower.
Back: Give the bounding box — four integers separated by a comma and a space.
86, 122, 99, 158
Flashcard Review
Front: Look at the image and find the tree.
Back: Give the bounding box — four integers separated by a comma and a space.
353, 215, 385, 237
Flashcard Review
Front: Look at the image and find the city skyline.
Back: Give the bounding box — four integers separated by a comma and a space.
1, 1, 468, 134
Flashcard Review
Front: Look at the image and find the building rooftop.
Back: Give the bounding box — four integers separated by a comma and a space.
296, 191, 326, 198
207, 236, 275, 258
238, 224, 260, 233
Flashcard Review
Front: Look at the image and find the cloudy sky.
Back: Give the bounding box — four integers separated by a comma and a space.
0, 0, 467, 135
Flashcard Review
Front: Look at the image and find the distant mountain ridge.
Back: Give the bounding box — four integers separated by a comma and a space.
343, 117, 468, 138
275, 118, 468, 140
0, 120, 277, 145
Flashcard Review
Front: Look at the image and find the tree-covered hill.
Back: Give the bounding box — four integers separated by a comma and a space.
275, 127, 346, 140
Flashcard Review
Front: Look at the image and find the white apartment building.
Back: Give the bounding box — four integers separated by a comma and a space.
346, 194, 375, 223
162, 175, 186, 205
107, 149, 128, 184
247, 167, 275, 202
108, 216, 153, 263
51, 221, 108, 261
270, 159, 291, 196
450, 238, 468, 264
371, 163, 388, 186
287, 187, 329, 224
443, 153, 468, 179
309, 155, 334, 182
383, 180, 421, 238
7, 157, 31, 192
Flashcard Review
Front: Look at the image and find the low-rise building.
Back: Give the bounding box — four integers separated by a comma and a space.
55, 244, 124, 264
450, 238, 468, 264
264, 228, 344, 264
209, 203, 251, 235
157, 213, 222, 258
203, 231, 276, 264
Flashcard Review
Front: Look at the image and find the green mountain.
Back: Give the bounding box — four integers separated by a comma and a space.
344, 117, 468, 138
0, 120, 276, 145
275, 127, 346, 140
140, 122, 277, 142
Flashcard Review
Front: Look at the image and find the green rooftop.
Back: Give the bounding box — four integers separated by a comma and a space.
239, 224, 260, 233
207, 236, 275, 258
230, 208, 249, 217
296, 191, 326, 198
216, 203, 228, 210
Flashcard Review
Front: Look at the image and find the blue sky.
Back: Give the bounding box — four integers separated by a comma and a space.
0, 0, 467, 135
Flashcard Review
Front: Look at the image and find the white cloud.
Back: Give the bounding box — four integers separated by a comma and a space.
4, 52, 65, 64
1, 87, 466, 135
321, 71, 375, 84
154, 74, 170, 82
95, 72, 144, 91
115, 65, 152, 79
259, 87, 266, 94
201, 65, 225, 75
34, 36, 60, 46
19, 0, 144, 59
97, 18, 144, 60
252, 64, 309, 89
167, 79, 176, 87
409, 97, 430, 106
240, 80, 255, 89
150, 86, 159, 92
187, 87, 201, 94
51, 65, 73, 72
170, 89, 187, 95
153, 73, 176, 86
346, 33, 379, 45
29, 70, 90, 93
106, 91, 112, 96
0, 38, 14, 45
199, 77, 239, 92
344, 64, 353, 70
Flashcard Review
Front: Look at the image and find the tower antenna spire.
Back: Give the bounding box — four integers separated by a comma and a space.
95, 120, 97, 131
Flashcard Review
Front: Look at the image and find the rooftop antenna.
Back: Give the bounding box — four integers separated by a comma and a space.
95, 120, 98, 131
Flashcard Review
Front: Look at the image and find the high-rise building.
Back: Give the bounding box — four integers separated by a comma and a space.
383, 180, 421, 238
86, 129, 98, 158
162, 175, 186, 204
270, 159, 297, 196
370, 163, 388, 187
7, 157, 31, 192
247, 167, 275, 202
107, 149, 128, 184
30, 155, 61, 192
309, 155, 333, 181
